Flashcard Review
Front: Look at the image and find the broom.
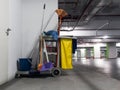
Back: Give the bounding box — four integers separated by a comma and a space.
55, 9, 68, 67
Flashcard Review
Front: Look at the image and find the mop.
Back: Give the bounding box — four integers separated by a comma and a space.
38, 4, 54, 71
55, 9, 68, 67
37, 4, 46, 71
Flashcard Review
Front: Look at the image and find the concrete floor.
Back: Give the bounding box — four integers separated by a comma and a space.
0, 58, 120, 90
74, 58, 120, 80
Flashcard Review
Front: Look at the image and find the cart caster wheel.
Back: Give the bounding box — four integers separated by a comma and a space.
51, 68, 61, 77
15, 74, 21, 78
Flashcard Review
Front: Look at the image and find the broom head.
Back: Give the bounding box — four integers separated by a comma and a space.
55, 9, 68, 17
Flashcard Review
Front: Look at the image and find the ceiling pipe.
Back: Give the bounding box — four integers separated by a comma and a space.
95, 22, 109, 36
70, 0, 94, 31
84, 0, 112, 23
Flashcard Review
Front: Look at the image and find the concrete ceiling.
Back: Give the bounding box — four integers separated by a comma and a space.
59, 0, 120, 43
59, 0, 120, 27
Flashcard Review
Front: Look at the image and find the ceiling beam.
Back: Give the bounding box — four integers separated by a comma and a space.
95, 14, 120, 17
60, 29, 120, 37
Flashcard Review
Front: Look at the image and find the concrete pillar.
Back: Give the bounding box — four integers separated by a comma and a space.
94, 44, 100, 59
86, 48, 91, 58
80, 48, 86, 58
77, 49, 81, 58
107, 43, 117, 59
86, 48, 94, 59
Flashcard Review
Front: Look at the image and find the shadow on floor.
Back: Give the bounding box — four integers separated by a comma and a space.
73, 65, 102, 90
0, 79, 21, 89
0, 74, 53, 89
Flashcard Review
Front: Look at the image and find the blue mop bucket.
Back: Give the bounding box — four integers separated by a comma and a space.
18, 58, 32, 71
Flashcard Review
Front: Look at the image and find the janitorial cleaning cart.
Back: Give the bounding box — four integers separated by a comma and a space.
16, 5, 72, 77
36, 8, 68, 76
37, 33, 61, 77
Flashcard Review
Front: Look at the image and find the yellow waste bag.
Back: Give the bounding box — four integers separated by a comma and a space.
60, 38, 73, 69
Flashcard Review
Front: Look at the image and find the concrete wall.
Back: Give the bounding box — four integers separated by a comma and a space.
94, 43, 101, 59
8, 0, 22, 80
0, 0, 58, 85
22, 0, 58, 57
107, 43, 117, 58
0, 0, 9, 85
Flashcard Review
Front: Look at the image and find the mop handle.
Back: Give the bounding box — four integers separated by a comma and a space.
40, 4, 46, 64
40, 4, 46, 34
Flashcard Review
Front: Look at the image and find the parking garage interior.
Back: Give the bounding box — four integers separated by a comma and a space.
0, 0, 120, 90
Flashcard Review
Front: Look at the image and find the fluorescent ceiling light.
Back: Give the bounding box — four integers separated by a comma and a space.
86, 43, 90, 46
102, 35, 109, 39
61, 27, 73, 30
93, 39, 102, 42
116, 43, 120, 47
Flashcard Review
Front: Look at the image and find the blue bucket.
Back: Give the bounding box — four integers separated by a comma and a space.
18, 58, 32, 71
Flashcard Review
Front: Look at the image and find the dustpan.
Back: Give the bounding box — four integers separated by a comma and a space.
40, 62, 54, 71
